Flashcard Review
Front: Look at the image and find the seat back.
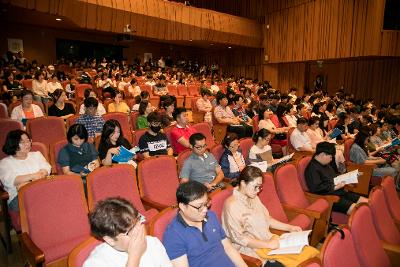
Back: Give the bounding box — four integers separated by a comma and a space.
176, 149, 192, 173
148, 207, 178, 241
19, 175, 90, 263
209, 187, 234, 223
287, 127, 296, 153
75, 84, 92, 100
51, 139, 69, 174
177, 84, 188, 96
210, 144, 224, 162
133, 128, 147, 147
163, 125, 174, 152
22, 79, 33, 90
31, 142, 50, 162
368, 186, 400, 245
130, 112, 139, 131
0, 119, 23, 159
27, 117, 66, 147
348, 204, 391, 267
328, 119, 338, 131
193, 122, 215, 148
68, 237, 102, 267
137, 156, 179, 208
239, 138, 253, 163
320, 228, 361, 267
0, 103, 8, 118
252, 115, 259, 133
258, 173, 289, 223
188, 85, 200, 96
102, 112, 132, 143
274, 164, 310, 207
86, 165, 146, 213
344, 139, 354, 162
297, 156, 312, 191
66, 114, 80, 129
381, 176, 400, 221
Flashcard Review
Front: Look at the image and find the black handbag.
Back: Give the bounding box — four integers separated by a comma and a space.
264, 260, 285, 267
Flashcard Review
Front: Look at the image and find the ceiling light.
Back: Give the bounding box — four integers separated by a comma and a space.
228, 46, 232, 49
210, 43, 214, 46
189, 39, 193, 42
56, 18, 62, 21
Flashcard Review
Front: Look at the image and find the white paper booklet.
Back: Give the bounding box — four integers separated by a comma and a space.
334, 169, 359, 186
268, 230, 312, 255
270, 153, 295, 166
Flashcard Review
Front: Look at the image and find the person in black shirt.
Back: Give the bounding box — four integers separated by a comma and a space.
98, 119, 132, 166
138, 112, 173, 158
305, 142, 367, 215
48, 89, 75, 119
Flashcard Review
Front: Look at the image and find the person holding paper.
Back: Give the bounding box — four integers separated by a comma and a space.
98, 119, 133, 166
305, 142, 367, 215
220, 133, 246, 181
222, 166, 319, 265
248, 129, 277, 172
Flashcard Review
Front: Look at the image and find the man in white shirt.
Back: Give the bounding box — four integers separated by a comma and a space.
117, 74, 131, 92
290, 118, 314, 152
84, 197, 172, 267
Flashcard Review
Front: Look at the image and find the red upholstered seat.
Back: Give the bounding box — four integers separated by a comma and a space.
133, 128, 147, 147
274, 164, 333, 245
148, 207, 178, 242
209, 187, 234, 223
368, 186, 400, 245
68, 237, 102, 267
86, 165, 158, 223
75, 84, 92, 100
66, 114, 80, 129
130, 112, 140, 131
0, 119, 23, 159
0, 103, 8, 118
252, 115, 259, 133
348, 204, 391, 267
210, 144, 224, 162
102, 112, 133, 143
176, 149, 191, 173
26, 116, 66, 148
31, 141, 50, 162
193, 122, 216, 149
137, 156, 179, 210
51, 139, 69, 174
297, 156, 312, 191
19, 175, 91, 265
239, 137, 253, 163
381, 176, 400, 221
163, 125, 175, 153
320, 228, 361, 267
259, 173, 312, 230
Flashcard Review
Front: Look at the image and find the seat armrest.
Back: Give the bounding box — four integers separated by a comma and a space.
270, 228, 286, 236
283, 206, 315, 225
304, 192, 339, 203
298, 257, 322, 267
382, 241, 400, 265
345, 162, 373, 196
19, 232, 45, 267
281, 203, 321, 219
240, 253, 263, 267
140, 196, 169, 211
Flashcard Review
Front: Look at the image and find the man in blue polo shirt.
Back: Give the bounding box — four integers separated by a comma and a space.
162, 181, 246, 267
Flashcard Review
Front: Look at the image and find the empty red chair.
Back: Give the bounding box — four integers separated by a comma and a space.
68, 237, 102, 267
0, 103, 8, 118
192, 122, 216, 149
26, 117, 66, 148
320, 227, 361, 267
0, 119, 23, 159
274, 164, 332, 245
19, 175, 91, 266
148, 207, 178, 241
102, 112, 133, 143
137, 156, 179, 210
381, 176, 400, 221
239, 138, 253, 163
368, 186, 400, 245
21, 79, 33, 90
86, 165, 158, 223
348, 204, 391, 267
259, 173, 312, 232
51, 139, 68, 174
210, 144, 224, 162
166, 85, 184, 108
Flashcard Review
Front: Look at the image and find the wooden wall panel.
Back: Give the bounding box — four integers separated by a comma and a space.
263, 63, 306, 95
307, 58, 400, 106
264, 0, 400, 63
5, 0, 262, 48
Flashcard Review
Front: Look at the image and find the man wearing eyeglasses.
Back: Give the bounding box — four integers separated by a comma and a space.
180, 133, 225, 192
163, 181, 247, 267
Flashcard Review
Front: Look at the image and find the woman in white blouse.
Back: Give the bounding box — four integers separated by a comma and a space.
196, 88, 213, 126
11, 90, 44, 124
258, 109, 290, 155
32, 71, 51, 103
0, 130, 51, 211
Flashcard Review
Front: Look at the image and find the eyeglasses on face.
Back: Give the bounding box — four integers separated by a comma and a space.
193, 144, 207, 150
187, 199, 211, 212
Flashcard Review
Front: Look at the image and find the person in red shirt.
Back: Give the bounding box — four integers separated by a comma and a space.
170, 107, 197, 154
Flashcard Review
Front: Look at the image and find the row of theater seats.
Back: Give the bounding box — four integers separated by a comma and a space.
2, 154, 399, 266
